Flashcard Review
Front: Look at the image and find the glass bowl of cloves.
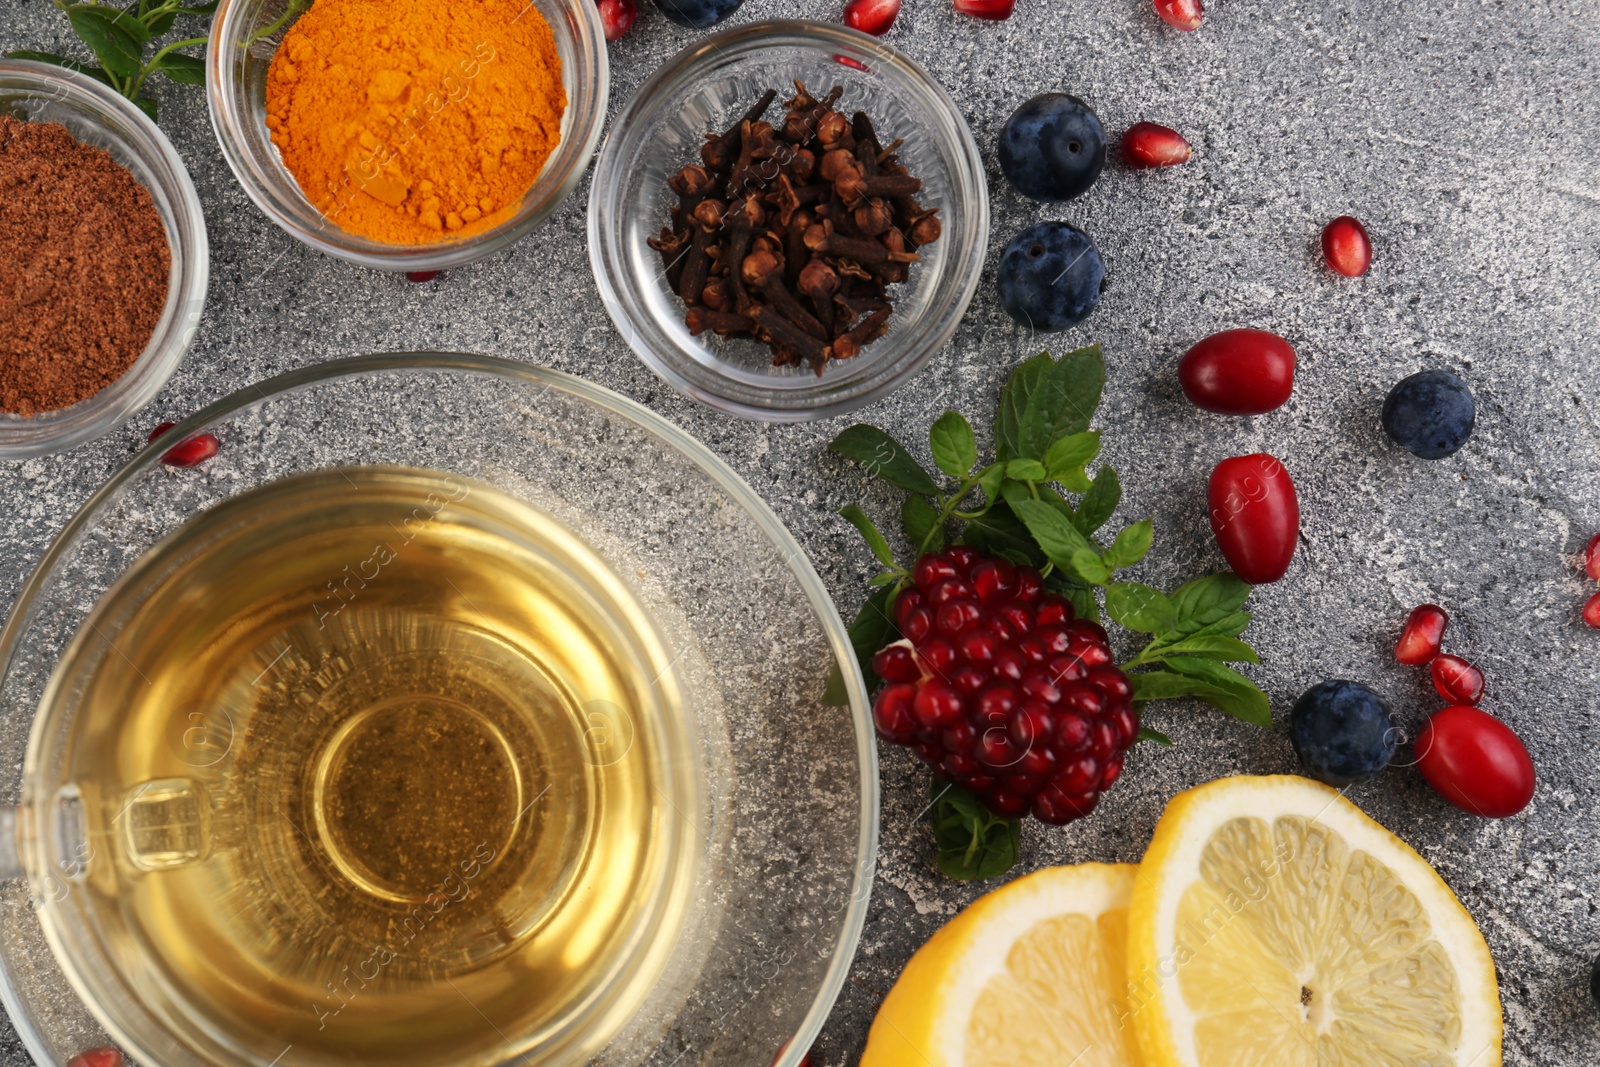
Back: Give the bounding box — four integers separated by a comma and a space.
587, 20, 989, 422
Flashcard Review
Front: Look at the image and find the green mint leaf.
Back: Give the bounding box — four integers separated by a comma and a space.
146, 12, 179, 36
1071, 548, 1111, 585
1178, 611, 1253, 640
4, 50, 117, 87
1148, 634, 1260, 663
996, 352, 1056, 460
824, 586, 899, 705
867, 571, 901, 588
1005, 458, 1048, 482
132, 95, 158, 120
1017, 344, 1105, 459
961, 505, 1044, 567
929, 410, 977, 479
1159, 657, 1272, 727
1167, 572, 1252, 636
830, 424, 941, 496
1103, 519, 1154, 570
1128, 669, 1220, 703
976, 462, 1005, 505
901, 495, 943, 553
1105, 581, 1176, 633
69, 7, 150, 81
1077, 465, 1121, 534
1009, 497, 1096, 575
839, 505, 896, 570
1046, 574, 1101, 623
178, 2, 221, 13
930, 782, 1020, 881
1137, 726, 1175, 746
1043, 430, 1101, 478
1057, 467, 1092, 493
155, 52, 205, 85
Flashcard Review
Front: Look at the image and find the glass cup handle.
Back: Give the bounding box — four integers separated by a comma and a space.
0, 806, 20, 881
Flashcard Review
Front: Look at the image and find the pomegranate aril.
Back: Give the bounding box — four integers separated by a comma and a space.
902, 607, 933, 643
1122, 121, 1192, 168
1059, 682, 1105, 717
1584, 591, 1600, 629
595, 0, 636, 40
1396, 604, 1449, 664
1067, 618, 1110, 645
1321, 215, 1372, 278
872, 684, 918, 742
942, 720, 978, 752
913, 681, 963, 727
1067, 639, 1113, 668
1020, 671, 1061, 704
953, 0, 1014, 19
929, 578, 974, 605
943, 545, 980, 570
997, 603, 1033, 634
977, 731, 1018, 767
1586, 532, 1600, 580
935, 599, 982, 634
1008, 703, 1053, 745
1017, 636, 1047, 664
943, 752, 979, 779
843, 0, 901, 34
913, 740, 942, 764
405, 270, 439, 283
1048, 654, 1089, 685
1052, 712, 1092, 754
1034, 595, 1072, 626
1089, 721, 1117, 759
921, 637, 956, 673
149, 421, 220, 468
964, 774, 998, 793
1037, 626, 1072, 655
913, 555, 958, 589
977, 684, 1020, 721
971, 558, 1018, 605
1087, 665, 1133, 702
68, 1052, 123, 1067
1430, 654, 1484, 705
994, 648, 1025, 681
1057, 755, 1099, 793
1153, 0, 1202, 31
958, 630, 998, 664
1100, 753, 1125, 789
871, 642, 920, 682
952, 666, 988, 694
1016, 745, 1055, 778
988, 791, 1028, 817
894, 590, 926, 628
1108, 705, 1140, 748
1015, 567, 1043, 600
1004, 774, 1039, 796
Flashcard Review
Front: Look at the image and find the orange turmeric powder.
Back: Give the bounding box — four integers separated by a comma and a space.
264, 0, 565, 245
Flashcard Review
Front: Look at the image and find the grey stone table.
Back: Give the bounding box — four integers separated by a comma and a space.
5, 0, 1600, 1063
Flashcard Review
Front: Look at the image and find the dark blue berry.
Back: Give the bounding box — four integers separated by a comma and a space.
996, 222, 1104, 331
1381, 369, 1475, 459
998, 94, 1106, 202
655, 0, 743, 29
1289, 680, 1397, 786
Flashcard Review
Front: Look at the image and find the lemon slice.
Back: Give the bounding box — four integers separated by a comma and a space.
861, 863, 1144, 1067
1127, 775, 1501, 1067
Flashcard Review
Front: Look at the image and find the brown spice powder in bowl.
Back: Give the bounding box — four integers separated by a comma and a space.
0, 114, 170, 417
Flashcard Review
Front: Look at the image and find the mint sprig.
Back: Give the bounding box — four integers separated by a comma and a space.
8, 0, 221, 121
827, 345, 1274, 876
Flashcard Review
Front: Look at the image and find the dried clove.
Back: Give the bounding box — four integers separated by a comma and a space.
651, 82, 942, 373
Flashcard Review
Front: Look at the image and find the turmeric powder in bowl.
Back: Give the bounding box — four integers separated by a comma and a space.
264, 0, 565, 245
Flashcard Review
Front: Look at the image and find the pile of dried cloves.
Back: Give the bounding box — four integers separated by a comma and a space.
649, 81, 942, 374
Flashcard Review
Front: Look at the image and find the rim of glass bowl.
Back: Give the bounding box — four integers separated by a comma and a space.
0, 352, 877, 1067
0, 61, 208, 461
587, 20, 989, 422
206, 0, 609, 272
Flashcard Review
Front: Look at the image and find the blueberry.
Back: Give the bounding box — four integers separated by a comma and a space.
1288, 680, 1397, 786
1381, 369, 1475, 459
996, 221, 1104, 331
656, 0, 743, 29
998, 93, 1106, 202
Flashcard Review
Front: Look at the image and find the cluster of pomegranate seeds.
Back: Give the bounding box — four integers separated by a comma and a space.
1396, 604, 1484, 705
1394, 603, 1448, 664
1321, 215, 1373, 277
952, 0, 1015, 20
1153, 0, 1203, 31
871, 547, 1139, 826
148, 421, 220, 468
1430, 653, 1485, 705
843, 0, 900, 35
596, 0, 637, 41
1121, 122, 1191, 168
67, 1050, 122, 1067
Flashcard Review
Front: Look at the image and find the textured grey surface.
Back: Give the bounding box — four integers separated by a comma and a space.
3, 0, 1600, 1064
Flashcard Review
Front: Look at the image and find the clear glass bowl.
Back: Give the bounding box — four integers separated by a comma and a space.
588, 21, 989, 421
0, 354, 876, 1067
0, 61, 208, 460
207, 0, 609, 271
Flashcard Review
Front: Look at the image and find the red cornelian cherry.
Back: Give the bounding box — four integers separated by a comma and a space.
1585, 532, 1600, 580
870, 548, 1137, 825
843, 0, 900, 34
1178, 328, 1296, 415
1153, 0, 1203, 31
1321, 215, 1372, 277
1430, 654, 1485, 705
1584, 591, 1600, 629
1395, 604, 1449, 665
68, 1051, 123, 1067
1121, 122, 1191, 168
953, 0, 1015, 19
148, 421, 220, 468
